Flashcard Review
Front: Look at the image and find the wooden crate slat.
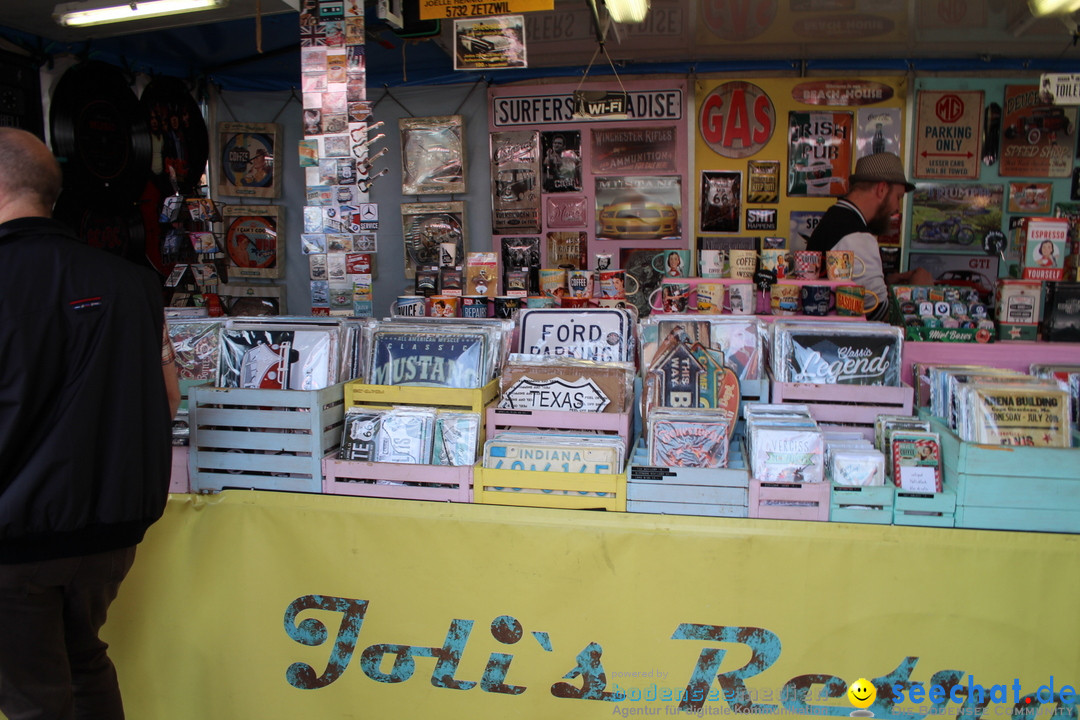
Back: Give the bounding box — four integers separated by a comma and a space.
627, 482, 747, 505
748, 480, 830, 521
192, 407, 319, 431
192, 450, 315, 475
193, 429, 317, 453
955, 506, 1080, 534
474, 466, 626, 510
626, 500, 747, 517
322, 457, 472, 503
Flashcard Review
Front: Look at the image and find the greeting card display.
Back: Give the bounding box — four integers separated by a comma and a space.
400, 116, 465, 195
217, 122, 280, 198
223, 204, 282, 279
771, 321, 903, 386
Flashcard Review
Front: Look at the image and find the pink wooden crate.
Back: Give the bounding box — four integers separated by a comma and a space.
322, 455, 472, 503
770, 381, 914, 442
169, 446, 189, 494
748, 479, 831, 521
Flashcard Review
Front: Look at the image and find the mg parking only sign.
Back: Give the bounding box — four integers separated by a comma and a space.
914, 90, 983, 179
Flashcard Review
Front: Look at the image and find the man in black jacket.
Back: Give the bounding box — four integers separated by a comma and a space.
0, 128, 179, 719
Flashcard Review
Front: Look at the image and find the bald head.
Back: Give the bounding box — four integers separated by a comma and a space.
0, 128, 62, 221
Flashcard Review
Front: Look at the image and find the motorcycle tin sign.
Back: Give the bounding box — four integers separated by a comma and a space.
909, 183, 1004, 251
913, 90, 982, 180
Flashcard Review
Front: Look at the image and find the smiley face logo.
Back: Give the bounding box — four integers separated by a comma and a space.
847, 678, 877, 709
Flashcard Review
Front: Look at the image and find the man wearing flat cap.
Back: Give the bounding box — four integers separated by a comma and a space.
807, 152, 932, 320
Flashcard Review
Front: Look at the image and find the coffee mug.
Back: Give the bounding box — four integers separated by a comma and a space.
427, 295, 459, 318
770, 283, 801, 316
759, 249, 791, 280
825, 250, 866, 281
390, 295, 426, 317
800, 285, 833, 316
566, 269, 593, 298
597, 269, 639, 299
836, 285, 881, 316
696, 282, 725, 314
493, 295, 523, 319
460, 295, 490, 318
525, 295, 555, 308
728, 249, 757, 279
559, 296, 591, 308
794, 250, 823, 280
699, 249, 726, 278
540, 268, 568, 298
725, 283, 755, 315
652, 250, 690, 278
650, 282, 691, 312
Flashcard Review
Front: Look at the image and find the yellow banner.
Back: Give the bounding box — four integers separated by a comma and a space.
101, 492, 1079, 719
420, 0, 552, 21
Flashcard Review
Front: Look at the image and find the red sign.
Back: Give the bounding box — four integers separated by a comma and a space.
935, 94, 965, 123
699, 81, 775, 159
701, 0, 776, 41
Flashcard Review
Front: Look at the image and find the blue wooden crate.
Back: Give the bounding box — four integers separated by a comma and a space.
627, 437, 749, 517
189, 383, 346, 494
922, 410, 1080, 534
892, 480, 957, 528
830, 484, 894, 525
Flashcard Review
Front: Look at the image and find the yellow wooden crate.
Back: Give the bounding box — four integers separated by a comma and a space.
473, 466, 626, 511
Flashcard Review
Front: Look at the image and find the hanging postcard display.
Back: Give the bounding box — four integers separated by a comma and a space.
400, 116, 465, 195
1000, 84, 1077, 178
590, 126, 678, 174
453, 15, 527, 72
541, 131, 582, 193
700, 171, 741, 232
595, 176, 682, 241
222, 204, 283, 279
217, 122, 280, 199
401, 202, 466, 278
909, 183, 1004, 252
491, 130, 541, 234
787, 111, 852, 197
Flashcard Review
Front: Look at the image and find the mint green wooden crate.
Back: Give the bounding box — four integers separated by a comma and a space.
922, 410, 1080, 534
189, 383, 346, 495
830, 484, 894, 525
892, 479, 957, 528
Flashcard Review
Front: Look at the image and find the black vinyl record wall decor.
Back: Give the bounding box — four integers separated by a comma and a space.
50, 61, 151, 202
140, 76, 209, 196
53, 189, 149, 269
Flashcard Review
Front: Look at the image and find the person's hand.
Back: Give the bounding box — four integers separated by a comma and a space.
886, 267, 934, 285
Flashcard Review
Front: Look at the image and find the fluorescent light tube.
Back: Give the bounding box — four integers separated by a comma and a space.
54, 0, 228, 27
1028, 0, 1080, 17
604, 0, 650, 24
